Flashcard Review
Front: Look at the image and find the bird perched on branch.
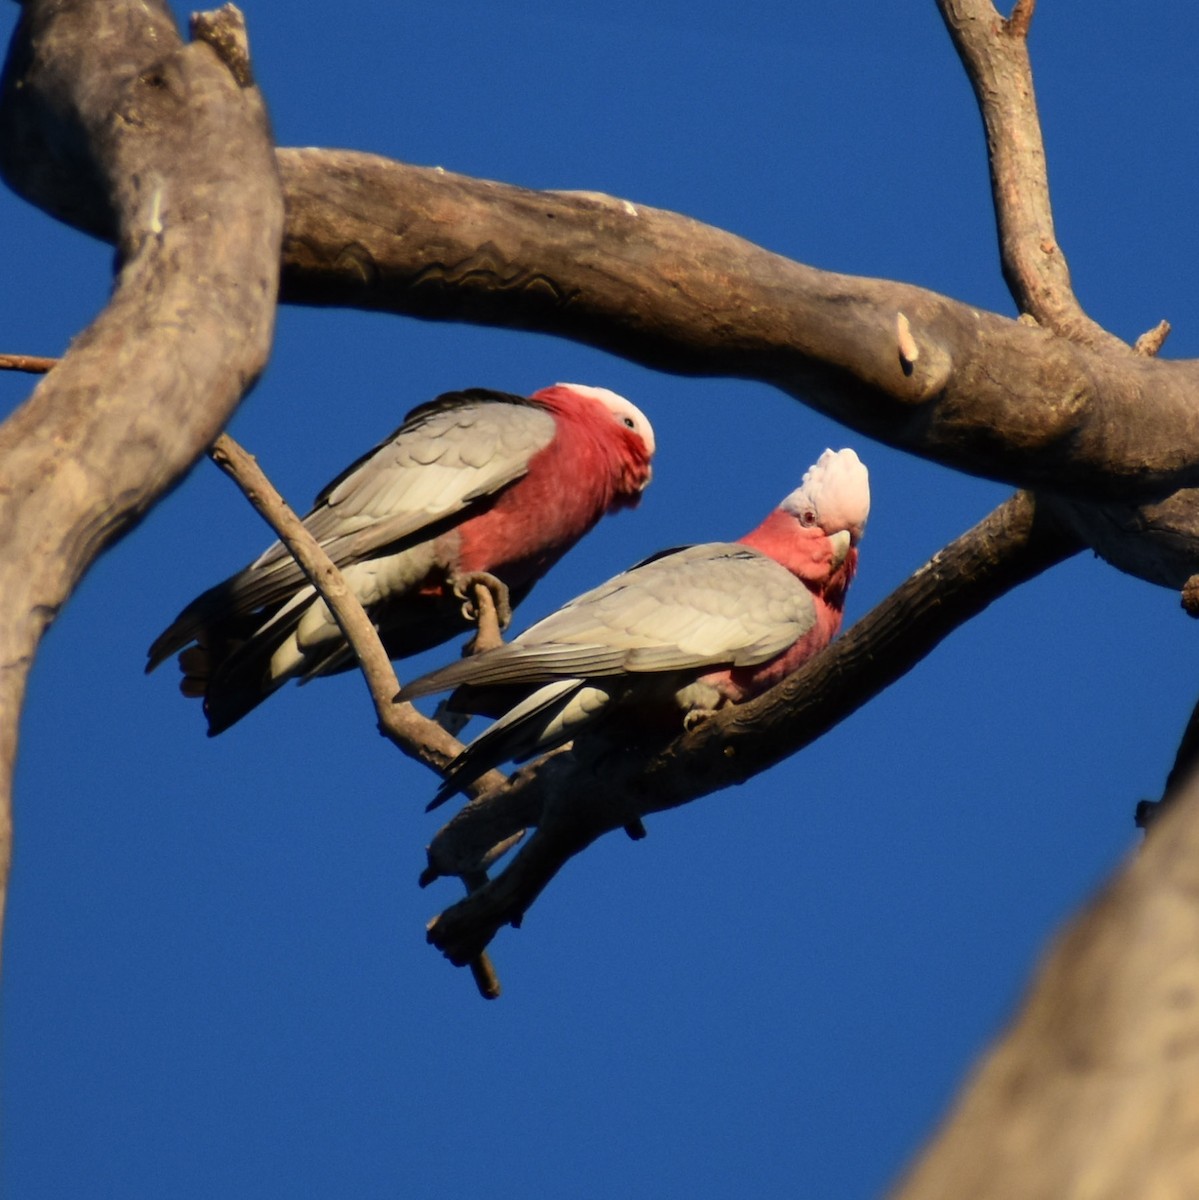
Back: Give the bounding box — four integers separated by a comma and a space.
147, 384, 656, 734
401, 447, 869, 808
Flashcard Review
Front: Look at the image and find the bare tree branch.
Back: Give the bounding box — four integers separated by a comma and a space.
0, 0, 282, 971
206, 432, 505, 999
423, 491, 1083, 965
936, 0, 1127, 351
274, 149, 1199, 505
892, 770, 1199, 1200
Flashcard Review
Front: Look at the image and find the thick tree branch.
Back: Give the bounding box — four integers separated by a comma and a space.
0, 0, 282, 972
892, 770, 1199, 1200
936, 0, 1128, 352
423, 491, 1082, 965
274, 149, 1199, 507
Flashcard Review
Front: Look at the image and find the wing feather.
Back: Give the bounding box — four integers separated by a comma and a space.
148, 395, 556, 666
401, 542, 816, 698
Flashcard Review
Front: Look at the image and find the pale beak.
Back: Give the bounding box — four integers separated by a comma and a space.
827, 529, 852, 571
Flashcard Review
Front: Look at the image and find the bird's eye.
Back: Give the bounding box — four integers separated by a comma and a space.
623, 416, 636, 429
799, 509, 817, 527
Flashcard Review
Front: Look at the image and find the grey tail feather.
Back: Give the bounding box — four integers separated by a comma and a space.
201, 600, 318, 735
147, 555, 318, 674
400, 656, 491, 702
426, 679, 584, 810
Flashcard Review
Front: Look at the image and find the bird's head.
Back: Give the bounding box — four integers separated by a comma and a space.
536, 382, 656, 496
780, 448, 870, 568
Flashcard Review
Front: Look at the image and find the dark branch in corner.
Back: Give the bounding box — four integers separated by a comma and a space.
422, 490, 1083, 965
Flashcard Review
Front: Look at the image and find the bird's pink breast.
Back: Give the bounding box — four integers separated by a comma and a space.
454, 398, 651, 586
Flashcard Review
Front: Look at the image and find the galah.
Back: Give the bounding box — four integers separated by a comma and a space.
401, 447, 870, 808
147, 384, 656, 734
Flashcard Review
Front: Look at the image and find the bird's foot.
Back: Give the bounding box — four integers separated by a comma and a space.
453, 571, 511, 653
683, 706, 718, 732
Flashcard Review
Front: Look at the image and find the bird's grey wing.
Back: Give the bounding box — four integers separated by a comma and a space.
250, 397, 556, 578
148, 395, 555, 667
402, 544, 816, 697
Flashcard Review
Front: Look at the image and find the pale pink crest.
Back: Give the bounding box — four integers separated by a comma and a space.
779, 448, 870, 543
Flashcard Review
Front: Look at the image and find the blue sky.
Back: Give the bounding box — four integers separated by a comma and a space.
2, 3, 1195, 1197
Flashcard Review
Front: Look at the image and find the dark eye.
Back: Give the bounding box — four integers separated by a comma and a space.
799, 509, 817, 527
623, 416, 636, 429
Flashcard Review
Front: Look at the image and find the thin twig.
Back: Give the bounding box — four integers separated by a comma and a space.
0, 353, 60, 374
206, 432, 506, 999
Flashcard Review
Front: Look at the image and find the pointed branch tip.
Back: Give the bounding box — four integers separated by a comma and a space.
0, 353, 57, 375
190, 6, 254, 88
1005, 0, 1035, 38
1135, 319, 1171, 357
896, 311, 920, 373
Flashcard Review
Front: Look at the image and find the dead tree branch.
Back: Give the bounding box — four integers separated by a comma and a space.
207, 432, 505, 999
892, 770, 1199, 1200
936, 0, 1127, 351
268, 148, 1199, 593
424, 491, 1082, 964
0, 0, 282, 969
274, 149, 1199, 506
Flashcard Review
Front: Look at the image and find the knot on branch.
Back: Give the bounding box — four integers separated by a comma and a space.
890, 311, 951, 402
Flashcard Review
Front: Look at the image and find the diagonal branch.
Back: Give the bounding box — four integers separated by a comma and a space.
206, 433, 506, 998
0, 0, 282, 974
936, 0, 1126, 350
0, 349, 514, 1000
423, 490, 1083, 966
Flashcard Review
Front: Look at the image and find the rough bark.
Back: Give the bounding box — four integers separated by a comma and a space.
273, 149, 1196, 501
892, 770, 1199, 1200
0, 0, 282, 961
270, 148, 1199, 591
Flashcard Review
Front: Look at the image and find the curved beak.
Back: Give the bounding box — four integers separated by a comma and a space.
828, 529, 852, 571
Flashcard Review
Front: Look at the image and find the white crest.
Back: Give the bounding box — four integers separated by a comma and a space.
780, 448, 870, 542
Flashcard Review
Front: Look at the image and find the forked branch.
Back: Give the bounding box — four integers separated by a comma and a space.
936, 0, 1127, 350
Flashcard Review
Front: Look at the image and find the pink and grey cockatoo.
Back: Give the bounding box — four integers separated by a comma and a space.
401, 447, 870, 808
147, 384, 656, 734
